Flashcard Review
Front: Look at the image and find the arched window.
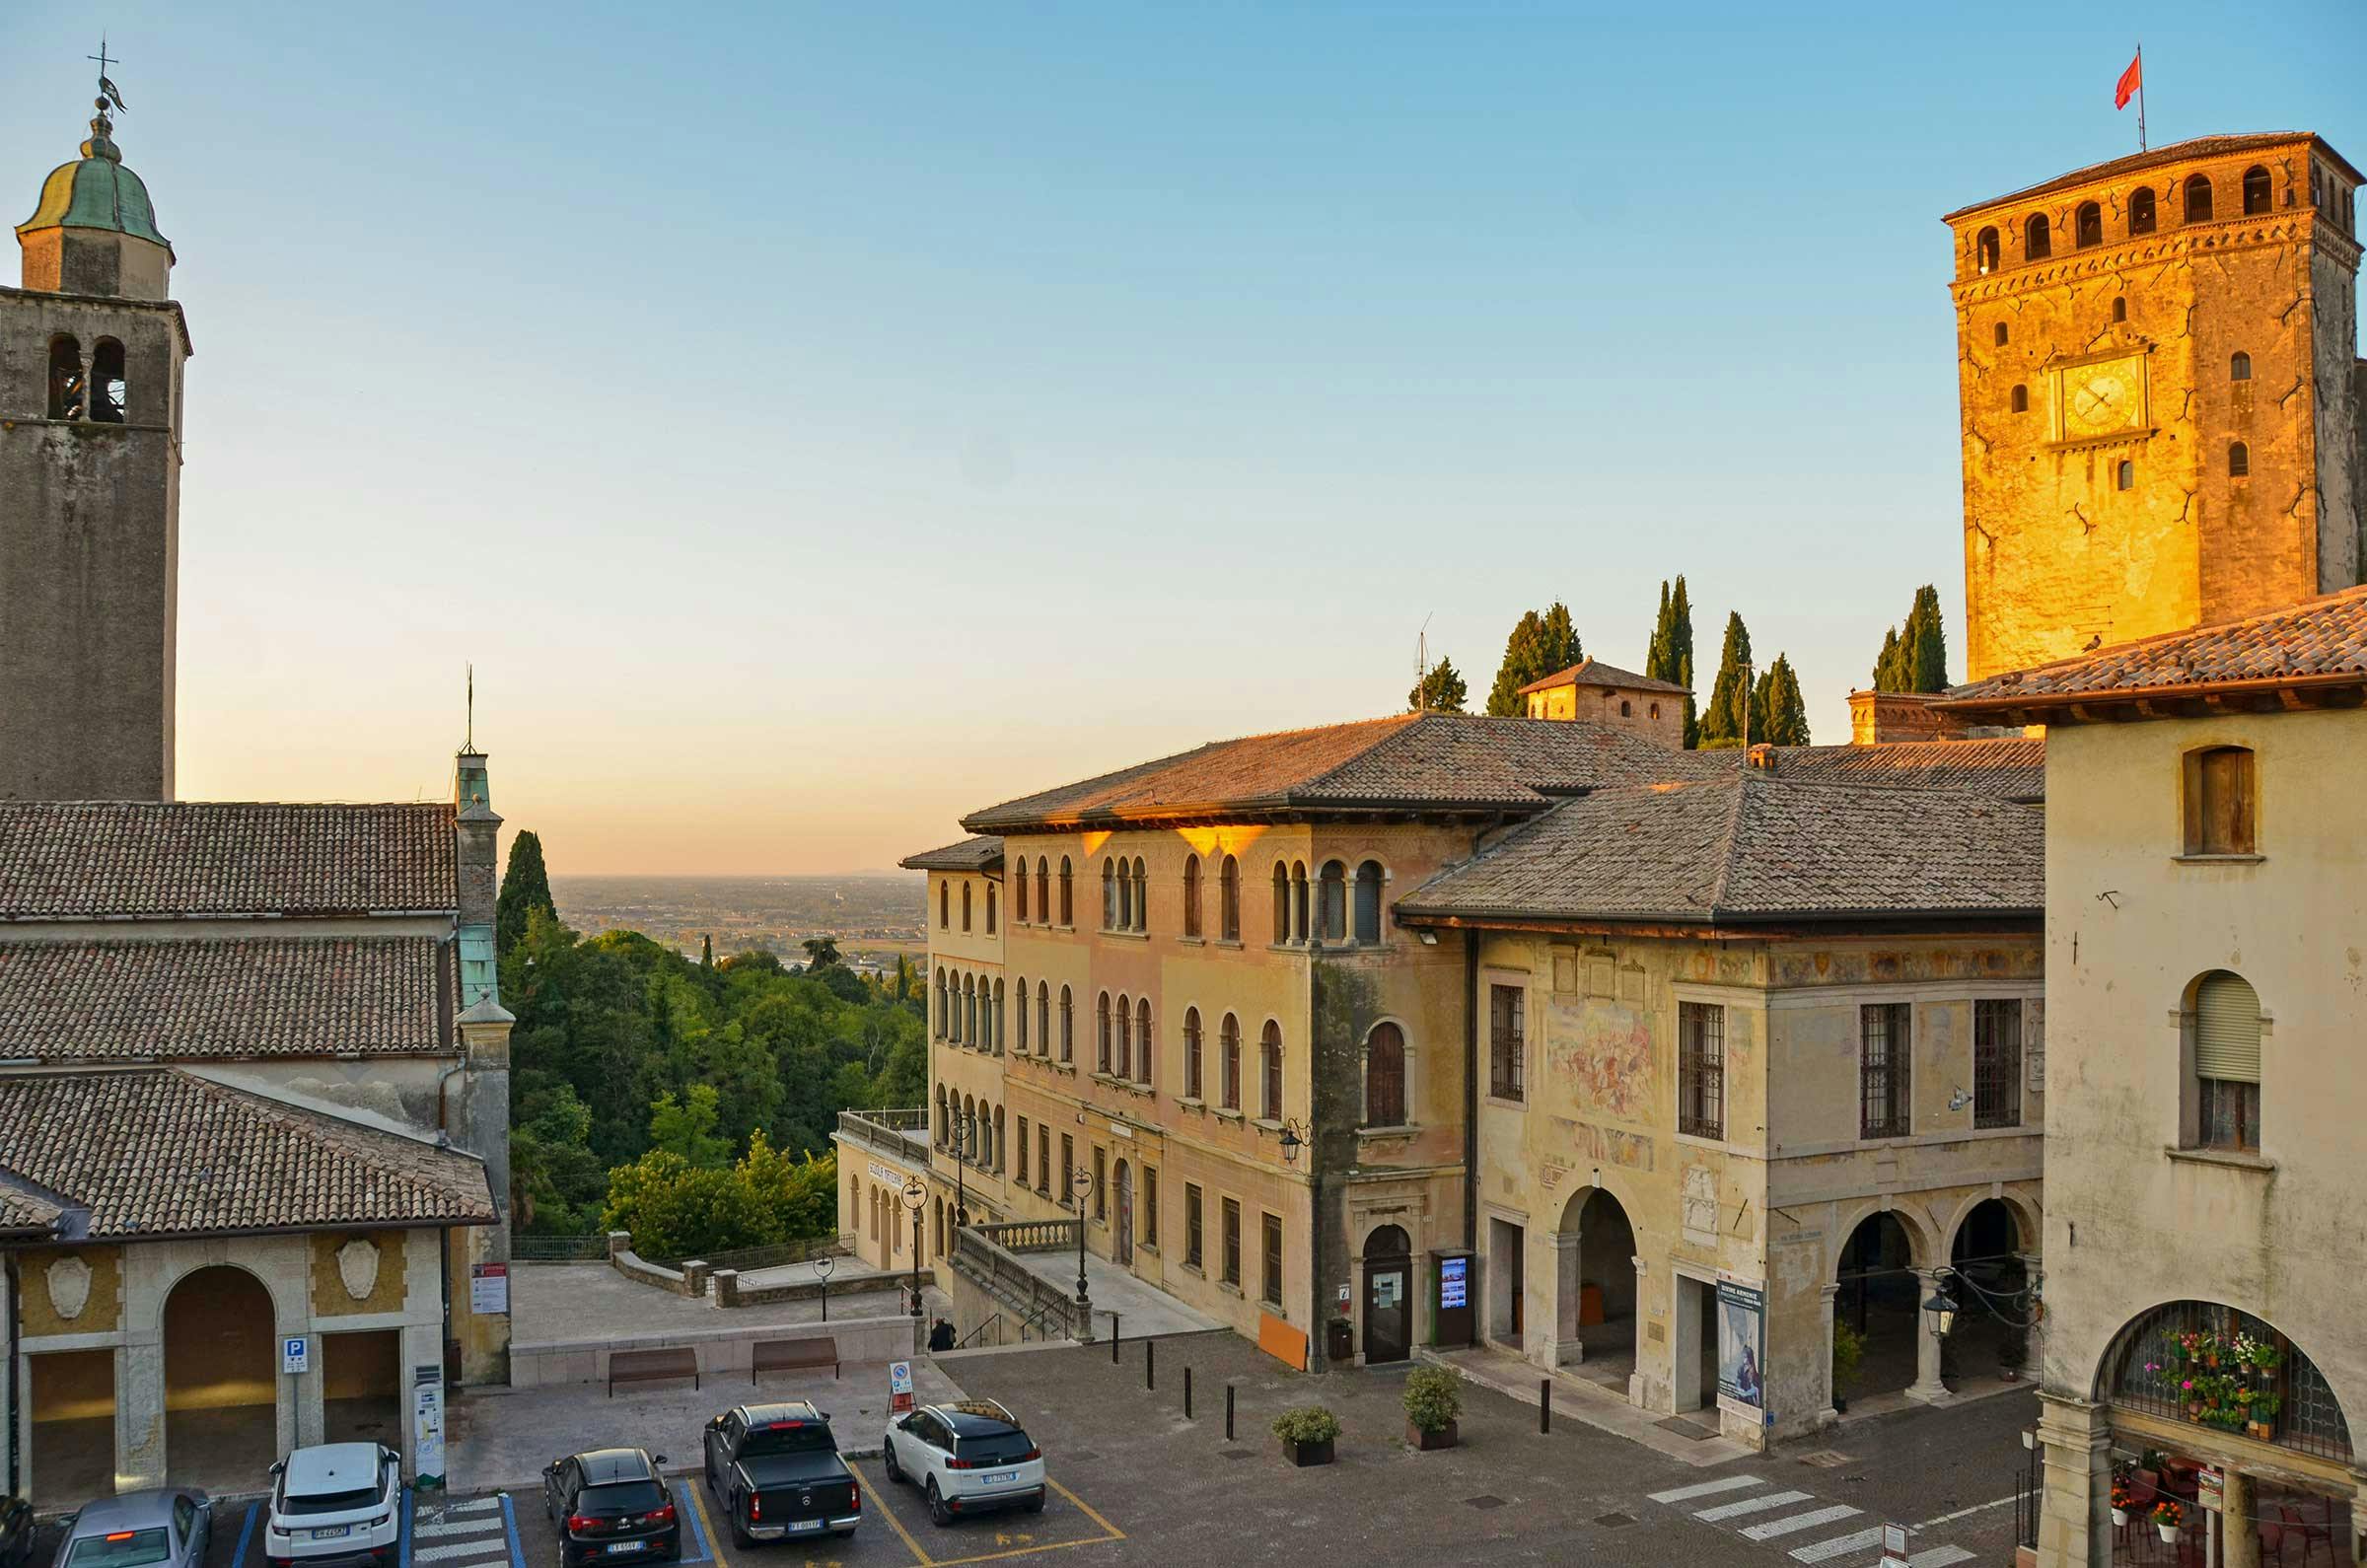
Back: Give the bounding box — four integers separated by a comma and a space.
964, 974, 977, 1044
1136, 998, 1153, 1085
2242, 164, 2271, 215
1104, 861, 1119, 930
1037, 980, 1049, 1055
1220, 1014, 1242, 1110
1974, 227, 1999, 274
1059, 984, 1073, 1061
1116, 993, 1132, 1080
1291, 862, 1309, 942
2184, 173, 2213, 223
991, 978, 1005, 1053
1131, 858, 1148, 931
2229, 441, 2250, 477
962, 882, 972, 932
1648, 703, 1660, 720
2230, 351, 2252, 381
46, 336, 84, 419
1619, 699, 1631, 717
933, 967, 947, 1037
1994, 321, 2009, 347
1365, 1023, 1407, 1127
1016, 977, 1029, 1045
1260, 1022, 1284, 1119
2009, 384, 2029, 413
2129, 185, 2157, 235
962, 1095, 976, 1160
2190, 971, 2262, 1152
1183, 855, 1202, 937
2112, 296, 2126, 322
986, 884, 997, 935
2097, 1302, 2350, 1459
90, 339, 125, 423
1037, 857, 1049, 922
1271, 863, 1290, 943
2184, 745, 2256, 856
1184, 1008, 1203, 1100
1353, 861, 1384, 944
993, 1105, 1006, 1172
1097, 993, 1112, 1073
1318, 860, 1347, 942
2116, 460, 2134, 491
1015, 861, 1028, 923
1059, 857, 1073, 925
2025, 213, 2050, 258
1219, 854, 1240, 940
939, 882, 950, 929
2075, 200, 2103, 248
934, 1086, 948, 1146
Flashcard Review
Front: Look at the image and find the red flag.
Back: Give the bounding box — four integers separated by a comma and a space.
2115, 53, 2142, 110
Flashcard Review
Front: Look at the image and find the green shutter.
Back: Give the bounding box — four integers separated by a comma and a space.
2194, 974, 2261, 1083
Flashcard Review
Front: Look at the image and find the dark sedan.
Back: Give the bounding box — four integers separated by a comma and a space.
542, 1449, 680, 1567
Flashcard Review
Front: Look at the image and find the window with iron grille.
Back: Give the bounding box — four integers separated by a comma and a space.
1678, 1001, 1725, 1139
1093, 1145, 1107, 1220
2102, 1300, 2352, 1461
1860, 1003, 1912, 1139
1221, 1198, 1242, 1286
1489, 983, 1525, 1101
1184, 1183, 1204, 1268
1973, 999, 2023, 1128
1261, 1212, 1284, 1307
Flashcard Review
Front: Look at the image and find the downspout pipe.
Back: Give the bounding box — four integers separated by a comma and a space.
1463, 928, 1478, 1253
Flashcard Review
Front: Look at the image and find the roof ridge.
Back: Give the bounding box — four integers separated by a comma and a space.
1703, 770, 1756, 917
1947, 582, 2367, 698
1294, 711, 1445, 796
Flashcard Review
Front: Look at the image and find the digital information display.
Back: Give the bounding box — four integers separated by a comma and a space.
1439, 1255, 1469, 1309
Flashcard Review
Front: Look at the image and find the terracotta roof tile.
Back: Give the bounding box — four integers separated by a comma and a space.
0, 937, 444, 1061
1742, 738, 2045, 800
1516, 657, 1690, 696
1941, 585, 2367, 713
0, 803, 458, 920
0, 1069, 495, 1240
897, 836, 1005, 873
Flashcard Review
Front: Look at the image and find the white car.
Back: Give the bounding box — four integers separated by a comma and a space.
881, 1399, 1045, 1527
262, 1443, 400, 1568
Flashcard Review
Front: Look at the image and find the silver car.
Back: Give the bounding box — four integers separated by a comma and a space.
53, 1490, 211, 1568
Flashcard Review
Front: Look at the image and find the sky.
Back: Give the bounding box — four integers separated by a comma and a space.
4, 3, 2362, 875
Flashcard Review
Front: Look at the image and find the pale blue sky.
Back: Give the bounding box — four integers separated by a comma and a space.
4, 3, 2360, 872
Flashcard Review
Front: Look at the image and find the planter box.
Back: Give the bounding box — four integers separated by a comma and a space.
1407, 1419, 1459, 1451
1282, 1437, 1334, 1467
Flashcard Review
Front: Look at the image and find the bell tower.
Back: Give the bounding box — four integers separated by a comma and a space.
1, 68, 190, 800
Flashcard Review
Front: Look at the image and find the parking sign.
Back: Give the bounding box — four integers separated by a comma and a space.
889, 1360, 913, 1415
283, 1336, 310, 1375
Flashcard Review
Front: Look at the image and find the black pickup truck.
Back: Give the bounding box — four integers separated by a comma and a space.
701, 1401, 861, 1545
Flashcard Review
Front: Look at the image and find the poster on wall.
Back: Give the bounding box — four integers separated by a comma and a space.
469, 1262, 509, 1315
412, 1364, 447, 1489
1715, 1272, 1767, 1423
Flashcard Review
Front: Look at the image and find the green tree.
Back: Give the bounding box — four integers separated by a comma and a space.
1483, 603, 1581, 716
1644, 577, 1699, 747
494, 829, 555, 958
1873, 586, 1950, 693
646, 1084, 732, 1169
1699, 611, 1756, 748
800, 936, 842, 970
700, 933, 714, 968
1407, 655, 1469, 713
1753, 654, 1812, 746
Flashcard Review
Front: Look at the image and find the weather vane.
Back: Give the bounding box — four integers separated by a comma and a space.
89, 36, 126, 114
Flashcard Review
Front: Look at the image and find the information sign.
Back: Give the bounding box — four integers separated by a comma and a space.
282, 1336, 311, 1375
889, 1359, 914, 1415
2197, 1466, 2224, 1513
1439, 1255, 1469, 1309
470, 1261, 510, 1315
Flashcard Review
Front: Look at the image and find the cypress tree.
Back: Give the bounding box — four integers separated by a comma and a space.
494, 829, 556, 958
1646, 576, 1699, 747
1873, 627, 1906, 692
1484, 603, 1581, 716
1699, 612, 1755, 748
1408, 655, 1470, 713
700, 933, 714, 969
1755, 654, 1812, 746
1873, 587, 1950, 693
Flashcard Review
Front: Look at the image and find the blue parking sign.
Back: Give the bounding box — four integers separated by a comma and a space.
283, 1336, 310, 1375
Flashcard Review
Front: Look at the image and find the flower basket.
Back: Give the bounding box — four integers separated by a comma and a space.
2111, 1508, 2129, 1528
2152, 1499, 2185, 1544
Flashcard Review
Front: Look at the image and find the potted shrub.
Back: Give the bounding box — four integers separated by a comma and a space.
2151, 1498, 2185, 1545
1830, 1321, 1866, 1414
1272, 1405, 1340, 1467
1998, 1322, 2029, 1383
2109, 1477, 2136, 1528
1402, 1365, 1465, 1451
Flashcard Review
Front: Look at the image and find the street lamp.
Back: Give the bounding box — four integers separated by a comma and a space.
1922, 1278, 1960, 1341
813, 1251, 834, 1324
1068, 1165, 1095, 1323
899, 1177, 928, 1336
1275, 1119, 1307, 1167
954, 1108, 976, 1228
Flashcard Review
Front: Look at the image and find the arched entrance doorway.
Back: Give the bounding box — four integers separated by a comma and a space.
1362, 1225, 1413, 1364
1551, 1187, 1638, 1392
164, 1264, 277, 1491
1947, 1198, 2033, 1385
1834, 1212, 1923, 1402
1113, 1161, 1133, 1266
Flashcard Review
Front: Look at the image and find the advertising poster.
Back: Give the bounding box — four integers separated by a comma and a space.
1439, 1255, 1469, 1309
469, 1262, 509, 1315
1715, 1273, 1767, 1422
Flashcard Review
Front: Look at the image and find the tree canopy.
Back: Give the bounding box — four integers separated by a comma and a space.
1408, 655, 1469, 713
1753, 653, 1812, 746
1873, 585, 1950, 693
494, 830, 555, 958
1698, 611, 1757, 748
1645, 577, 1699, 748
1483, 603, 1580, 716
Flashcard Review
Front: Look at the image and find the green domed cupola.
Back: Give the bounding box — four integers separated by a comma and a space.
16, 98, 174, 300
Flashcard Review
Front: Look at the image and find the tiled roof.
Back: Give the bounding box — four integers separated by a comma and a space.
0, 803, 458, 920
1942, 132, 2359, 221
0, 1179, 65, 1237
1741, 738, 2045, 801
0, 937, 444, 1061
962, 713, 1707, 832
0, 1069, 495, 1240
1397, 775, 2043, 927
1517, 658, 1690, 696
1940, 586, 2367, 715
897, 836, 1006, 873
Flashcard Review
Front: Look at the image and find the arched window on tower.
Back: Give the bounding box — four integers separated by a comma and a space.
2129, 186, 2157, 235
1271, 863, 1290, 944
2242, 165, 2272, 215
2184, 174, 2214, 224
1994, 321, 2010, 347
2231, 351, 2252, 382
46, 336, 84, 420
1318, 861, 1347, 942
1183, 855, 1202, 938
2229, 442, 2250, 478
1974, 227, 1999, 274
1220, 854, 1241, 941
938, 882, 949, 930
1037, 857, 1049, 922
2075, 201, 2103, 248
2116, 460, 2135, 491
2112, 297, 2127, 323
1131, 857, 1148, 931
1058, 857, 1073, 925
1353, 861, 1384, 945
2025, 213, 2051, 258
1015, 863, 1028, 923
962, 882, 972, 932
1104, 861, 1119, 930
91, 339, 125, 423
2010, 384, 2029, 413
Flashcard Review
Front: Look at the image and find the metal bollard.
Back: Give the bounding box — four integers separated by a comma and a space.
1540, 1378, 1551, 1433
1184, 1365, 1193, 1419
1112, 1316, 1120, 1363
1146, 1339, 1156, 1390
1226, 1383, 1236, 1442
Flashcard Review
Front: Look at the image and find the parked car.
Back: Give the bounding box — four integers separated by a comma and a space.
263, 1443, 399, 1568
701, 1401, 860, 1545
52, 1491, 210, 1568
881, 1399, 1045, 1527
541, 1449, 680, 1566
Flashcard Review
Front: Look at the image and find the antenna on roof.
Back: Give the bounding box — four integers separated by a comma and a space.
1415, 612, 1433, 712
465, 662, 474, 749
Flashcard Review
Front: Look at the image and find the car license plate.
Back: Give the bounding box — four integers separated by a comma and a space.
985, 1470, 1017, 1485
604, 1543, 645, 1554
787, 1520, 822, 1533
311, 1528, 351, 1541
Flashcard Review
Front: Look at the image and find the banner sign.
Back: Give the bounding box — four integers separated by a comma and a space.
1715, 1272, 1767, 1422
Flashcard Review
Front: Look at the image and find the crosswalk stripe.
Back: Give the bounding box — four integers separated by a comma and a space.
413, 1542, 511, 1564
1697, 1490, 1814, 1522
1908, 1549, 1974, 1567
1648, 1474, 1763, 1504
414, 1520, 505, 1538
1742, 1505, 1864, 1541
1791, 1527, 1887, 1562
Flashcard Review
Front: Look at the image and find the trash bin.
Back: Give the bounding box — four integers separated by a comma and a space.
1326, 1319, 1353, 1363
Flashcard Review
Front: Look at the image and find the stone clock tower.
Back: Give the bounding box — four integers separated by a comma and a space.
1, 90, 189, 799
1945, 133, 2364, 680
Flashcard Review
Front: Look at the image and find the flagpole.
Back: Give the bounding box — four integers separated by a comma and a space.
2136, 42, 2146, 151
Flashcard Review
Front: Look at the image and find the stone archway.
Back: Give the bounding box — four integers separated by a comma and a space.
1550, 1186, 1638, 1392
1945, 1197, 2036, 1386
163, 1263, 278, 1493
1834, 1211, 1927, 1402
1361, 1224, 1413, 1365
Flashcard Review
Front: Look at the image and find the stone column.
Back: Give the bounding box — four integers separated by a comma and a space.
2035, 1390, 2112, 1568
1817, 1282, 1840, 1421
2220, 1466, 2259, 1568
1629, 1255, 1653, 1409
1905, 1269, 1951, 1404
1550, 1231, 1585, 1367
712, 1269, 741, 1310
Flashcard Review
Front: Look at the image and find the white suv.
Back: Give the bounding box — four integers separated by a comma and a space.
881, 1400, 1045, 1527
263, 1443, 401, 1568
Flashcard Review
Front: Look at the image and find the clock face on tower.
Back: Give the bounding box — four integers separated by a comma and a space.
2053, 354, 2148, 441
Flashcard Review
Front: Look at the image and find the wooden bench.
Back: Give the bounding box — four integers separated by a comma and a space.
753, 1336, 839, 1381
608, 1346, 699, 1398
